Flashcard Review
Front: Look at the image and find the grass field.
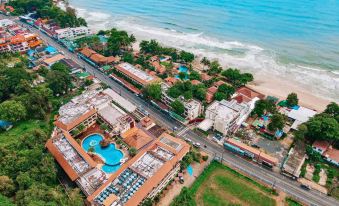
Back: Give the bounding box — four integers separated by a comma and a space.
171, 161, 277, 206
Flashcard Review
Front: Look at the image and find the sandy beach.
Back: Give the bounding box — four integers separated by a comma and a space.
247, 75, 330, 112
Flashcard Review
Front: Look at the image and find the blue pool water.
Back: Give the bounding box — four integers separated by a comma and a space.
178, 66, 189, 73
69, 0, 339, 101
175, 65, 189, 80
187, 165, 193, 176
82, 134, 123, 173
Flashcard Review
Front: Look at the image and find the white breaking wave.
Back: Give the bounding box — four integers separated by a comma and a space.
73, 6, 339, 102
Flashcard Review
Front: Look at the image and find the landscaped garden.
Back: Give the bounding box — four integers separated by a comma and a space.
171, 161, 277, 206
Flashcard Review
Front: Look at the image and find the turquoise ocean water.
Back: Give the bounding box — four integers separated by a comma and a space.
69, 0, 339, 101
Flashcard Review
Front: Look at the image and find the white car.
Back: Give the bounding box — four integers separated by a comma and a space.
193, 142, 201, 148
184, 138, 192, 143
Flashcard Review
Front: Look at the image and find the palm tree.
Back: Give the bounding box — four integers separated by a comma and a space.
200, 57, 210, 66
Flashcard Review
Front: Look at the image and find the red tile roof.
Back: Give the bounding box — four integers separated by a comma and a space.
312, 140, 330, 152
324, 147, 339, 163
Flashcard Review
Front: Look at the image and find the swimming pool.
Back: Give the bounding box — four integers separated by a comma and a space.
82, 134, 123, 173
187, 165, 193, 176
178, 65, 189, 73
175, 65, 189, 80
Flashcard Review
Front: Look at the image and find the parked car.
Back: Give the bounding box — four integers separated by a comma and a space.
300, 184, 311, 191
184, 138, 192, 143
193, 142, 201, 148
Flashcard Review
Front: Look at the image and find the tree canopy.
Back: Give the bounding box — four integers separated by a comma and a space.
107, 28, 136, 55
179, 51, 194, 63
170, 100, 185, 115
0, 100, 26, 122
324, 102, 339, 122
221, 68, 253, 88
252, 99, 277, 117
286, 93, 298, 107
305, 113, 339, 142
268, 113, 285, 131
143, 83, 162, 100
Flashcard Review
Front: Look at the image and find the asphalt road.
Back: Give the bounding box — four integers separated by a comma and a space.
10, 15, 338, 206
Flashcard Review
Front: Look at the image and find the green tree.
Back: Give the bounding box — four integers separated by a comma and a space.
324, 102, 339, 122
128, 147, 137, 157
252, 99, 277, 117
207, 60, 222, 76
217, 84, 235, 99
0, 100, 26, 122
200, 57, 210, 66
122, 52, 134, 64
222, 68, 253, 87
183, 91, 193, 100
51, 62, 70, 74
140, 39, 160, 54
305, 114, 339, 142
189, 70, 201, 80
294, 124, 308, 142
170, 100, 185, 115
179, 51, 194, 63
46, 70, 71, 95
214, 92, 227, 101
0, 194, 15, 206
178, 72, 187, 80
268, 113, 285, 131
167, 85, 182, 99
286, 93, 298, 107
107, 28, 135, 55
143, 83, 162, 100
193, 86, 206, 101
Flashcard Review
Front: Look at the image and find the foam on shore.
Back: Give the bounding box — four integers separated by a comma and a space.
69, 5, 338, 105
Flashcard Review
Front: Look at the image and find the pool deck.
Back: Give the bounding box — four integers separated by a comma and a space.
77, 123, 128, 167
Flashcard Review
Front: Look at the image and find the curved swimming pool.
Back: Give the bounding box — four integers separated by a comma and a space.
82, 133, 123, 173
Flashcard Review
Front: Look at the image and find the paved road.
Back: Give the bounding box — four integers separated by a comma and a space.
11, 16, 338, 206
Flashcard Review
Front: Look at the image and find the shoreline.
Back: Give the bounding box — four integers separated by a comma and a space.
61, 2, 334, 112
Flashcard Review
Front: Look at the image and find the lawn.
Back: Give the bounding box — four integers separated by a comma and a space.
0, 120, 50, 145
171, 161, 277, 206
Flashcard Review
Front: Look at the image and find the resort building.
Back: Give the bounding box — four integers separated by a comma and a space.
312, 140, 339, 167
43, 54, 65, 67
0, 33, 42, 53
86, 133, 190, 206
161, 83, 203, 120
233, 86, 265, 104
46, 130, 108, 196
55, 88, 135, 135
312, 140, 330, 155
114, 63, 159, 87
224, 138, 278, 167
198, 98, 258, 135
55, 26, 91, 39
121, 127, 153, 150
283, 106, 317, 130
79, 47, 117, 66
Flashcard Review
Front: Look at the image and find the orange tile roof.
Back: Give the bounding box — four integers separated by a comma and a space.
201, 73, 212, 81
87, 133, 190, 206
54, 108, 97, 131
46, 131, 97, 181
207, 86, 218, 94
312, 140, 330, 151
121, 127, 153, 150
324, 147, 339, 163
214, 80, 226, 87
236, 86, 265, 101
43, 54, 65, 65
81, 47, 116, 65
164, 77, 178, 86
191, 79, 201, 85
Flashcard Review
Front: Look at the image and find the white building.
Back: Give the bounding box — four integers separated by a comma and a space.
161, 83, 203, 120
0, 19, 15, 27
198, 98, 258, 135
287, 106, 317, 130
55, 26, 91, 39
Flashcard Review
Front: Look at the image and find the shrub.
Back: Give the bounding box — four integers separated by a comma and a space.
128, 147, 137, 157
202, 155, 208, 161
99, 139, 110, 148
